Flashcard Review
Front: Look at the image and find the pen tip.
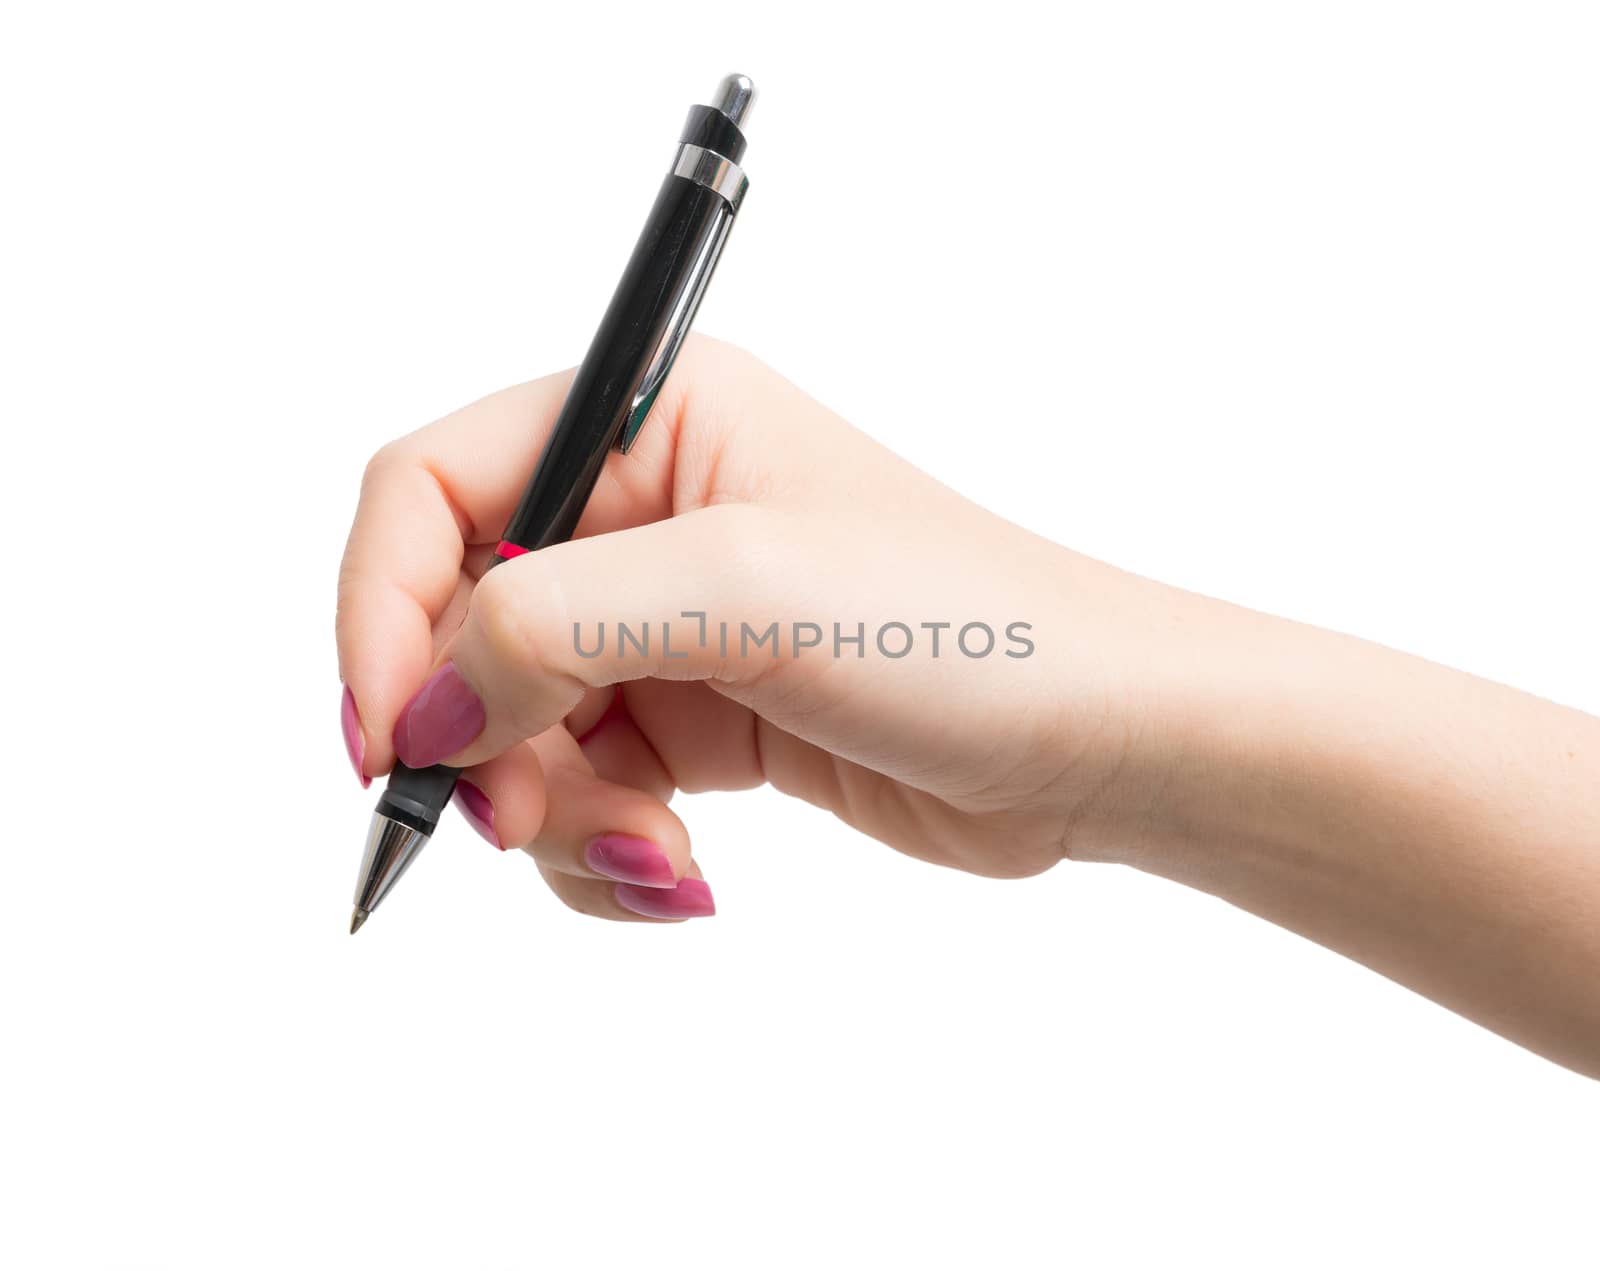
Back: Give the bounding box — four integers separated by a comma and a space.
349, 907, 370, 935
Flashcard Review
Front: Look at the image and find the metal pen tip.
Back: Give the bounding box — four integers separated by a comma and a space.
351, 812, 432, 929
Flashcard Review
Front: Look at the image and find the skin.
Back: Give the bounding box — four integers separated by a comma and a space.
337, 336, 1600, 1079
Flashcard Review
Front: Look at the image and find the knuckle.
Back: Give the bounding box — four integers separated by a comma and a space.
470, 560, 587, 734
473, 561, 557, 683
359, 440, 408, 491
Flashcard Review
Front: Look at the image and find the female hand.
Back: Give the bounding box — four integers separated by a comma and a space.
336, 336, 1162, 919
337, 336, 1600, 1079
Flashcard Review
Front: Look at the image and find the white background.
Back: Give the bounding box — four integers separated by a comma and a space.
2, 2, 1597, 1267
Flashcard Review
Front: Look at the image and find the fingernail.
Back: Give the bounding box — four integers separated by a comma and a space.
453, 780, 501, 850
615, 877, 716, 920
393, 662, 486, 768
340, 684, 370, 788
585, 834, 677, 888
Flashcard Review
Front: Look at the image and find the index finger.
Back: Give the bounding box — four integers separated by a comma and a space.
335, 367, 678, 777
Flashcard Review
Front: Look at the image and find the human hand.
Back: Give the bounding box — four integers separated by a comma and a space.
337, 335, 1600, 1077
336, 337, 1167, 920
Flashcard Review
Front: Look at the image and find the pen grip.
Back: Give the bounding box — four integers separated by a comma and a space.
376, 759, 461, 835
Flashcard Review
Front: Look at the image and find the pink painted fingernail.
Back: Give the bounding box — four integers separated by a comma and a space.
585, 834, 676, 888
341, 684, 370, 788
393, 662, 486, 768
453, 780, 501, 849
614, 877, 716, 920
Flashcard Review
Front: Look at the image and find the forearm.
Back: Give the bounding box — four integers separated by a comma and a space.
1089, 583, 1600, 1078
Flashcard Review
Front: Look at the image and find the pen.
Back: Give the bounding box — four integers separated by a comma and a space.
350, 73, 757, 934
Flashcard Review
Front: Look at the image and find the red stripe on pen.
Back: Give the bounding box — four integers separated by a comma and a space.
495, 540, 531, 560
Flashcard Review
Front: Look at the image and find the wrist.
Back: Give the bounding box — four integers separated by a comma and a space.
1060, 580, 1370, 873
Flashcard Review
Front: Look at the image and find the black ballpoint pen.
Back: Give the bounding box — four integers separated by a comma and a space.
350, 73, 756, 934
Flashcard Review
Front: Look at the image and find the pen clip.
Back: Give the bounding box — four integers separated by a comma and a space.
615, 205, 736, 454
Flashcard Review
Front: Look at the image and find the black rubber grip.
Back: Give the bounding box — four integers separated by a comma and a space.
377, 761, 461, 834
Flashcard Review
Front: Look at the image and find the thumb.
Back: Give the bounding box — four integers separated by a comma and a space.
390, 503, 800, 769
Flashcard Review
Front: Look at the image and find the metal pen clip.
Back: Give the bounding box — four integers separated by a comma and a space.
616, 79, 754, 453
615, 200, 736, 453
